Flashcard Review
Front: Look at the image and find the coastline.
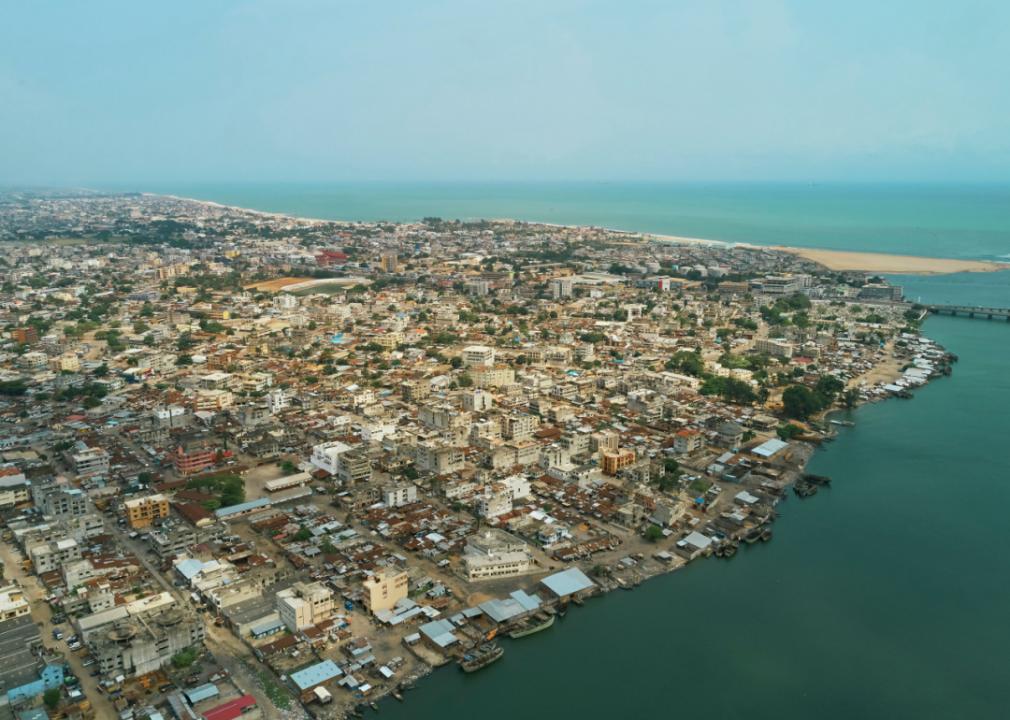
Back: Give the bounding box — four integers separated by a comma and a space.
154, 192, 1007, 276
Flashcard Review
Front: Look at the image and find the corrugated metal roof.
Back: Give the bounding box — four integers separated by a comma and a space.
290, 659, 342, 691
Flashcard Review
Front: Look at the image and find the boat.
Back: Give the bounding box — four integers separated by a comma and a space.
829, 419, 854, 427
459, 643, 504, 672
802, 473, 832, 487
392, 691, 404, 702
509, 612, 556, 639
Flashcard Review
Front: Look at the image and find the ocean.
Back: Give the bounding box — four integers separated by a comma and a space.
138, 181, 1010, 261
142, 183, 1010, 717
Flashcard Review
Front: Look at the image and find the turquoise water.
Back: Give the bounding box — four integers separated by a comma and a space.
376, 287, 1010, 720
137, 182, 1010, 261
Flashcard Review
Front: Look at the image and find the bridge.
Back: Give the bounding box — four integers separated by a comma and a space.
927, 304, 1010, 321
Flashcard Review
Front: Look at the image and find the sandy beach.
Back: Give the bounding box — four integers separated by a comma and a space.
773, 246, 1006, 275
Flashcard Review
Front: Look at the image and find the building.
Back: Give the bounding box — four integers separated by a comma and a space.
68, 441, 110, 477
470, 365, 515, 388
673, 429, 703, 454
0, 467, 31, 509
379, 251, 399, 273
382, 484, 417, 508
277, 581, 335, 631
336, 448, 372, 485
858, 283, 903, 301
754, 338, 795, 359
33, 483, 88, 517
502, 413, 539, 441
462, 345, 495, 367
463, 529, 534, 581
172, 443, 218, 475
415, 442, 464, 475
81, 596, 205, 679
550, 277, 573, 299
123, 493, 170, 529
11, 327, 39, 345
0, 584, 30, 621
602, 448, 636, 476
28, 538, 82, 573
361, 569, 409, 615
310, 440, 353, 476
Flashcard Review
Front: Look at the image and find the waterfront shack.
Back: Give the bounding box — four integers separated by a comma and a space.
539, 567, 595, 602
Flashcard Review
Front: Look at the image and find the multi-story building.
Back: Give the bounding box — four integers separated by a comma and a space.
276, 581, 335, 631
470, 365, 515, 388
81, 595, 205, 679
382, 484, 417, 508
462, 345, 495, 367
463, 529, 534, 581
602, 448, 636, 476
0, 467, 31, 509
171, 443, 217, 475
0, 584, 31, 621
415, 442, 465, 475
336, 449, 372, 486
68, 441, 110, 477
754, 338, 795, 359
123, 493, 170, 529
28, 538, 82, 573
361, 569, 409, 615
503, 413, 539, 441
34, 483, 89, 517
310, 440, 353, 476
673, 428, 704, 454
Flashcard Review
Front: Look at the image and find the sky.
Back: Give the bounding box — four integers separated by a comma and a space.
2, 0, 1009, 185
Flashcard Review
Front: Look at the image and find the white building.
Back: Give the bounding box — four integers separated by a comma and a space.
462, 345, 496, 367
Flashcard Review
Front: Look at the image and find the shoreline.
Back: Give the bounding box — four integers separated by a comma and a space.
149, 192, 1008, 276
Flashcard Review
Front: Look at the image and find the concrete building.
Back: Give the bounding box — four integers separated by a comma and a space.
382, 484, 417, 508
68, 441, 110, 477
0, 584, 31, 621
0, 467, 31, 509
462, 345, 495, 367
463, 529, 534, 581
361, 569, 409, 615
602, 448, 636, 476
277, 581, 335, 631
28, 538, 82, 573
81, 595, 205, 679
123, 493, 170, 529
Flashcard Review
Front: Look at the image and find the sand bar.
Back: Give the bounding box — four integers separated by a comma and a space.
774, 246, 1007, 275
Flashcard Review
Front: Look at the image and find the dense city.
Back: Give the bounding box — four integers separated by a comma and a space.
0, 190, 950, 720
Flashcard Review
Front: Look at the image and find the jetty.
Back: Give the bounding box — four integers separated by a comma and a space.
926, 304, 1010, 321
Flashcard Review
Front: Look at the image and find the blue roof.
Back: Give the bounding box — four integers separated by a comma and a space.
184, 683, 219, 704
510, 589, 542, 612
418, 619, 458, 648
290, 659, 342, 691
752, 438, 788, 458
477, 598, 526, 624
175, 558, 204, 581
540, 567, 595, 598
215, 497, 271, 518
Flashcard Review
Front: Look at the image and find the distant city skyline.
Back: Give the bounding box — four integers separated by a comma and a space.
2, 0, 1009, 185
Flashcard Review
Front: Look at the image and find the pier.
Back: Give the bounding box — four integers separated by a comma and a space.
926, 304, 1010, 321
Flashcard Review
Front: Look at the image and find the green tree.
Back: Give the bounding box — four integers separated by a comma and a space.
44, 688, 61, 709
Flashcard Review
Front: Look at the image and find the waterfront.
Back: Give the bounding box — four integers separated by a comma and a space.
380, 285, 1010, 719
137, 182, 1010, 261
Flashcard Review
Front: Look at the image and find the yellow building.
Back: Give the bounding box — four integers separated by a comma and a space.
124, 493, 170, 529
362, 569, 408, 615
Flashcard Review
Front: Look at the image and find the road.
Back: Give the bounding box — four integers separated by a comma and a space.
0, 539, 119, 719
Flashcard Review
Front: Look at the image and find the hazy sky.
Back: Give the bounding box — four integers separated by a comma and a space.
2, 0, 1009, 185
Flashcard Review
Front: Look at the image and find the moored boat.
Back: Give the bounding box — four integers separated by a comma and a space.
509, 612, 556, 639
